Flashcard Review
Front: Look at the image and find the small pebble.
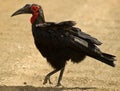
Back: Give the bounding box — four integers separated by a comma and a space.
23, 82, 27, 85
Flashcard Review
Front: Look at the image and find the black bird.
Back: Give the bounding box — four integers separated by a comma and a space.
11, 4, 116, 86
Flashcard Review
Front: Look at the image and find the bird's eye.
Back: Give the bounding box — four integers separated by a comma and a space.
31, 5, 40, 12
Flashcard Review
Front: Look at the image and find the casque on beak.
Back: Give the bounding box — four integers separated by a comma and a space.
11, 4, 32, 17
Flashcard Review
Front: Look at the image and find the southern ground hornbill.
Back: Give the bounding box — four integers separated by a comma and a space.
11, 4, 116, 86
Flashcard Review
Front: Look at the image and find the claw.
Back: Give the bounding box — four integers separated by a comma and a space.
43, 79, 47, 85
43, 76, 48, 85
55, 83, 64, 87
43, 76, 53, 85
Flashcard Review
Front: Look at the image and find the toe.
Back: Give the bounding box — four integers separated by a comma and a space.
43, 80, 47, 85
55, 83, 64, 87
43, 78, 48, 85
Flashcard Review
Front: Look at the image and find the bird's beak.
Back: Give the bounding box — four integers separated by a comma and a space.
11, 8, 25, 17
11, 5, 31, 17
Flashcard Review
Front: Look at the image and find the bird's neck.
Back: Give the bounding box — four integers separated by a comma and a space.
30, 11, 45, 24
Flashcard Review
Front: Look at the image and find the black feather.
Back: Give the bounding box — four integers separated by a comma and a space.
32, 21, 116, 68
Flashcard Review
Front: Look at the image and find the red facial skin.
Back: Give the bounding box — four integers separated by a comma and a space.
30, 5, 40, 24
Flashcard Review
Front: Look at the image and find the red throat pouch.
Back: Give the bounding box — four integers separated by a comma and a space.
30, 12, 39, 24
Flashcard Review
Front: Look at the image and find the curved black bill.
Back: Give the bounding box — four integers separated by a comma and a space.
11, 8, 25, 17
11, 4, 32, 17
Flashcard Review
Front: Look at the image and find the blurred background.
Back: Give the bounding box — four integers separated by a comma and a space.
0, 0, 120, 91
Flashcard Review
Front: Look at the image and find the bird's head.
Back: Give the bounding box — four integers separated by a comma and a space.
11, 4, 45, 24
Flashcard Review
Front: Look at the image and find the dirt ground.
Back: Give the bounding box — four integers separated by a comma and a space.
0, 0, 120, 91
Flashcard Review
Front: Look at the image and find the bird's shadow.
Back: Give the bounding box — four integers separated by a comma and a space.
0, 85, 97, 91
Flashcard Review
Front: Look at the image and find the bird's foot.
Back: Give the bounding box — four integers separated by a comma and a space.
55, 83, 64, 87
43, 76, 53, 85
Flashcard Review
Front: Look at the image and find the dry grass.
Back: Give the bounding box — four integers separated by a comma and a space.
0, 0, 120, 91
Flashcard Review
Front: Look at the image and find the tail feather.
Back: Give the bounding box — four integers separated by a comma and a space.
92, 52, 116, 67
102, 53, 116, 58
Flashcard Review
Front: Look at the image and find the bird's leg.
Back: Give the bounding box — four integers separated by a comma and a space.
56, 67, 65, 87
43, 69, 60, 85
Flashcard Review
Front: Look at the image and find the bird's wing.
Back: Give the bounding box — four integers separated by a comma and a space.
69, 27, 102, 45
35, 21, 115, 67
35, 21, 76, 47
36, 21, 102, 46
35, 21, 101, 54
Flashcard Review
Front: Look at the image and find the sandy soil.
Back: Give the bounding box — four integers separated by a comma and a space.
0, 0, 120, 91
